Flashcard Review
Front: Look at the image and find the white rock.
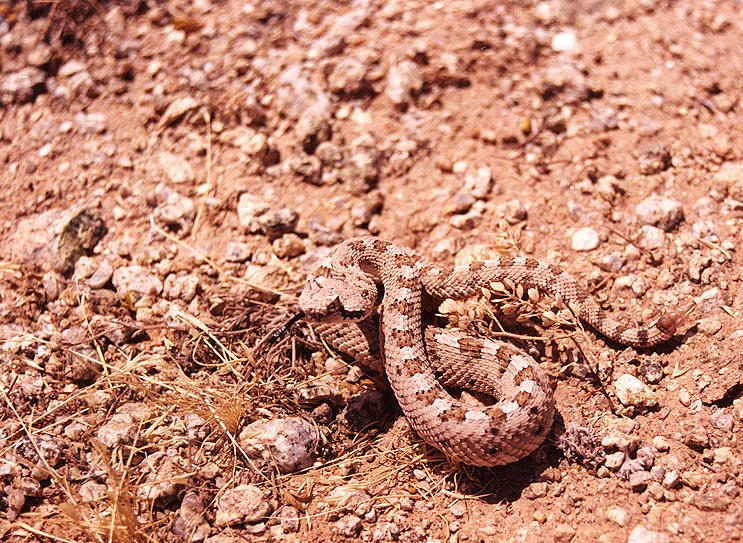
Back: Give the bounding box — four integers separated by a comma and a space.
627, 525, 670, 543
636, 225, 665, 250
238, 417, 319, 473
714, 161, 743, 184
571, 227, 600, 251
614, 374, 658, 408
159, 152, 195, 184
464, 167, 493, 199
551, 31, 578, 52
386, 59, 423, 105
605, 505, 631, 527
237, 192, 271, 230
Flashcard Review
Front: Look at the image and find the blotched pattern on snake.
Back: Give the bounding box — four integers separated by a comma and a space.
299, 237, 692, 466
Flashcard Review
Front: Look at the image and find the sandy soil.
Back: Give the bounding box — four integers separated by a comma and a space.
1, 1, 742, 542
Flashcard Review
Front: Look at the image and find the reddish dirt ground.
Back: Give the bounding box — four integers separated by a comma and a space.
1, 1, 742, 542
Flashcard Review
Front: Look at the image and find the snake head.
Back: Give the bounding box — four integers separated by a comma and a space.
299, 269, 379, 323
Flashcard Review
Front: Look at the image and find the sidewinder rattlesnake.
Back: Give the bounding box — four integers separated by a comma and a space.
299, 237, 692, 466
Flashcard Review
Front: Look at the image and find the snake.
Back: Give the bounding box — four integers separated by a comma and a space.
298, 237, 693, 466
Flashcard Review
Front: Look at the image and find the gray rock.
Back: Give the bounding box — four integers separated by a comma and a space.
79, 480, 107, 502
295, 105, 331, 153
163, 273, 199, 303
638, 358, 664, 384
540, 61, 588, 103
0, 67, 46, 104
662, 469, 680, 489
112, 266, 163, 300
237, 193, 271, 229
710, 409, 734, 432
87, 260, 114, 289
635, 196, 684, 231
652, 435, 670, 452
278, 505, 300, 534
224, 241, 252, 262
604, 451, 626, 470
238, 417, 319, 473
58, 60, 88, 77
97, 412, 137, 448
172, 491, 210, 542
256, 208, 299, 240
215, 484, 270, 526
697, 317, 722, 336
9, 204, 107, 274
137, 455, 186, 500
290, 154, 323, 184
333, 514, 363, 538
714, 161, 743, 184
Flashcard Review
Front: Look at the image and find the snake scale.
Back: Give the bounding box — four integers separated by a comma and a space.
299, 237, 692, 466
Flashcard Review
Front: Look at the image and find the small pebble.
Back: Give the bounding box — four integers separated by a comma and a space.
652, 435, 670, 452
683, 425, 709, 451
629, 470, 652, 492
158, 152, 195, 184
159, 96, 200, 126
463, 167, 493, 199
636, 225, 665, 250
605, 505, 631, 527
646, 481, 665, 501
0, 67, 47, 104
215, 484, 270, 526
627, 525, 670, 543
678, 388, 692, 406
385, 59, 423, 105
635, 196, 684, 231
571, 227, 600, 251
710, 410, 734, 432
154, 184, 195, 234
238, 417, 319, 473
112, 266, 163, 300
333, 514, 363, 538
697, 318, 722, 336
614, 374, 658, 408
637, 144, 672, 175
224, 241, 252, 262
662, 470, 680, 489
553, 523, 576, 542
604, 451, 626, 470
551, 31, 578, 52
638, 358, 664, 384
